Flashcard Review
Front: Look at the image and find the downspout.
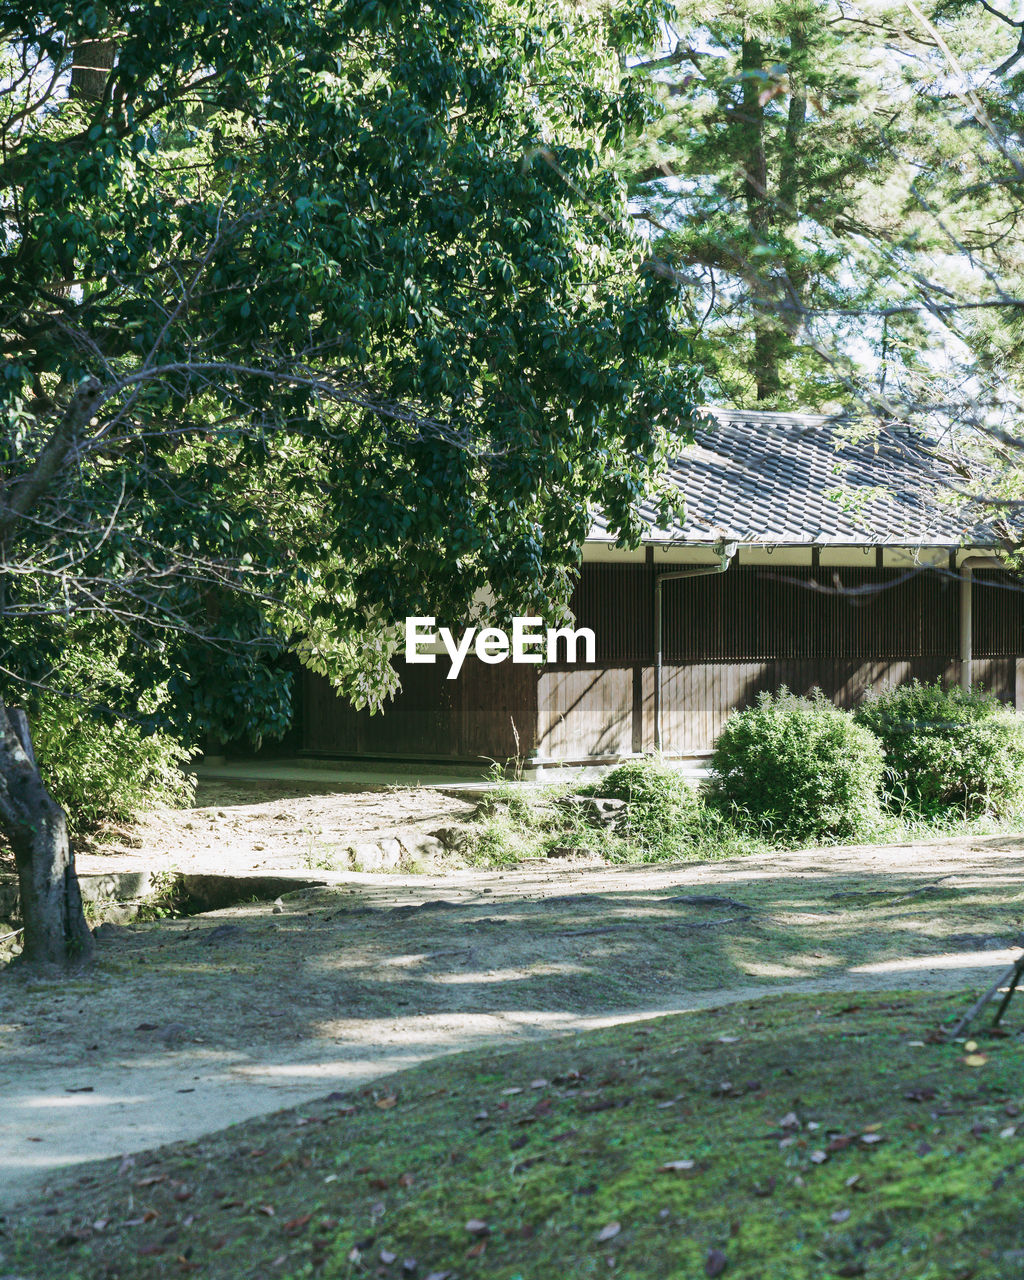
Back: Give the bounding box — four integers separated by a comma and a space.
653, 541, 738, 753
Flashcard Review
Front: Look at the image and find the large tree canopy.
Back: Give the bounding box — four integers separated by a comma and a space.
0, 0, 700, 966
620, 0, 1024, 421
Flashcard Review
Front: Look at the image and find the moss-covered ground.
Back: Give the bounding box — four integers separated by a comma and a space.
3, 990, 1023, 1279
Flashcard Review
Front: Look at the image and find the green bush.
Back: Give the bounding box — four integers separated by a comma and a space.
707, 688, 885, 844
853, 679, 1024, 817
7, 643, 198, 838
584, 756, 701, 858
30, 697, 196, 837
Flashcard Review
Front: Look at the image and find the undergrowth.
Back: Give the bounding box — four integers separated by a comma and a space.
459, 758, 769, 867
455, 752, 1024, 871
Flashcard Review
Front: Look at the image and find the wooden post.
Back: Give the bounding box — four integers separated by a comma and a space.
960, 564, 972, 693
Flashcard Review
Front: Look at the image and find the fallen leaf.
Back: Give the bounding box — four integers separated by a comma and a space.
257, 1204, 275, 1217
402, 1260, 418, 1274
752, 1176, 775, 1197
465, 1219, 490, 1236
425, 1273, 452, 1280
964, 1054, 988, 1067
398, 1172, 415, 1188
501, 1087, 523, 1096
1000, 1125, 1018, 1139
810, 1150, 828, 1164
859, 1133, 884, 1145
376, 1095, 398, 1110
660, 1159, 696, 1173
284, 1214, 313, 1235
826, 1135, 855, 1153
531, 1078, 548, 1088
705, 1246, 727, 1276
380, 1249, 398, 1264
779, 1111, 800, 1130
136, 1176, 165, 1187
466, 1241, 486, 1258
830, 1209, 851, 1224
597, 1222, 621, 1242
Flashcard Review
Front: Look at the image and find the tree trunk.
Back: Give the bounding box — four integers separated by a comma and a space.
740, 31, 783, 402
70, 39, 116, 103
0, 701, 92, 970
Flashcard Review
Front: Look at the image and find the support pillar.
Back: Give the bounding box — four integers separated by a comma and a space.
960, 564, 973, 693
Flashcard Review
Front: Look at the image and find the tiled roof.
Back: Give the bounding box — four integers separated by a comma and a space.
590, 408, 987, 546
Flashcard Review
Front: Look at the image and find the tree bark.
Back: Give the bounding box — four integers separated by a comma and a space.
0, 701, 92, 971
70, 39, 116, 104
740, 31, 783, 402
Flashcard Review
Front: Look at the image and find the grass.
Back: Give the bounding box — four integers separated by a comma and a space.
4, 990, 1024, 1279
452, 773, 1024, 871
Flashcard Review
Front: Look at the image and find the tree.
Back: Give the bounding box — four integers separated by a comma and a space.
620, 0, 962, 410
0, 0, 700, 969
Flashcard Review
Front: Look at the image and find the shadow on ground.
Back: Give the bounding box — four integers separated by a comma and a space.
1, 836, 1022, 1207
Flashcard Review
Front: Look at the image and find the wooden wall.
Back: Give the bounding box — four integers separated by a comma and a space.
302, 563, 1024, 762
303, 658, 537, 761
650, 658, 1015, 755
533, 565, 1024, 758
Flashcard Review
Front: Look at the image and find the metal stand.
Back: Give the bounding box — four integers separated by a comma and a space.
946, 941, 1024, 1041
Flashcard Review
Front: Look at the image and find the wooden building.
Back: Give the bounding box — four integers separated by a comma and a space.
302, 410, 1024, 766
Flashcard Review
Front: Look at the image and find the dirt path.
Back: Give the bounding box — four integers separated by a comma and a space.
2, 784, 1024, 1213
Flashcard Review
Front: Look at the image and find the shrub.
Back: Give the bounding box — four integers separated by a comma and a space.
707, 688, 885, 844
583, 756, 701, 858
6, 643, 198, 839
30, 697, 196, 837
853, 679, 1024, 816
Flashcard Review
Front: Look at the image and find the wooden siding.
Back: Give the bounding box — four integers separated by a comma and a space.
302, 562, 1024, 761
647, 658, 1015, 756
568, 564, 1024, 662
302, 659, 537, 761
537, 668, 634, 759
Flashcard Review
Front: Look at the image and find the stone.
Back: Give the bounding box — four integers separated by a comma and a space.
349, 842, 385, 872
